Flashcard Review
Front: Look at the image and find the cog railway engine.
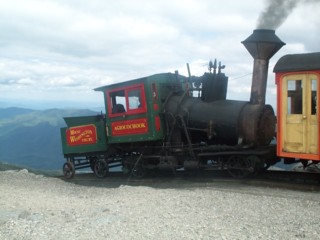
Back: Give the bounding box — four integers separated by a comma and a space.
60, 29, 320, 179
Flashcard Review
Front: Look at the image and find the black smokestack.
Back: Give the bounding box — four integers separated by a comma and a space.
242, 29, 285, 105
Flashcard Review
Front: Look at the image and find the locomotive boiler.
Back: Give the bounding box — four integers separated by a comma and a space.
60, 29, 287, 179
166, 29, 284, 147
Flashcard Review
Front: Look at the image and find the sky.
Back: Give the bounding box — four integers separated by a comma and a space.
0, 0, 319, 110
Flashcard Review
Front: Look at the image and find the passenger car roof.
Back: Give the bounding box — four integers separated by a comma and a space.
273, 52, 320, 72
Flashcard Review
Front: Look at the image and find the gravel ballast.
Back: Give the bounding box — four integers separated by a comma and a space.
0, 170, 320, 239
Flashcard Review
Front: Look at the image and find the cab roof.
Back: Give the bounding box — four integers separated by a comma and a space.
94, 72, 183, 92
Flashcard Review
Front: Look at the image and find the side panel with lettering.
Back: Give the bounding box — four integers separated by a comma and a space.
66, 125, 97, 146
111, 118, 148, 136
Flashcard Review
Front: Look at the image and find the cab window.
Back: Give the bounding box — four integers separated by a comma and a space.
129, 88, 144, 110
108, 84, 146, 117
110, 90, 126, 114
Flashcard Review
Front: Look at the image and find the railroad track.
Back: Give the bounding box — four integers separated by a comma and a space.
59, 169, 320, 192
255, 170, 320, 191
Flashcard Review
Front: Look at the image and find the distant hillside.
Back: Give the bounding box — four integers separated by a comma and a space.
0, 107, 35, 120
0, 107, 99, 170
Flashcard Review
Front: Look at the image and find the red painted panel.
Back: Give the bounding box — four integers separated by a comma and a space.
66, 125, 97, 146
155, 116, 161, 132
112, 118, 148, 136
153, 103, 159, 111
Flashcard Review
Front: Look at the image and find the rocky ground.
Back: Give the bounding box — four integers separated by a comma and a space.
1, 169, 320, 240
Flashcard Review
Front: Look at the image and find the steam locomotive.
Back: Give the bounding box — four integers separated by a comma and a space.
60, 29, 320, 179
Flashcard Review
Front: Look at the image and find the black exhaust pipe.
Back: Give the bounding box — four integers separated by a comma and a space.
242, 29, 285, 105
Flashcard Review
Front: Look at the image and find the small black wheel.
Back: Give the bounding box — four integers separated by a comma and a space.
246, 155, 262, 176
63, 162, 75, 179
227, 155, 253, 179
132, 164, 145, 178
94, 159, 108, 178
89, 157, 97, 172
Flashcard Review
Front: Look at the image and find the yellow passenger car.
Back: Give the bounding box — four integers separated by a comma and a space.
274, 52, 320, 164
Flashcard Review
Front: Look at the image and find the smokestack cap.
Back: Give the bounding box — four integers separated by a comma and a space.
242, 29, 285, 60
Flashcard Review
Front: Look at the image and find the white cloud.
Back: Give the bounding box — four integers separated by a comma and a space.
0, 0, 319, 109
16, 78, 36, 85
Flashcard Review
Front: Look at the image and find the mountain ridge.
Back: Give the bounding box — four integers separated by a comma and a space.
0, 107, 100, 170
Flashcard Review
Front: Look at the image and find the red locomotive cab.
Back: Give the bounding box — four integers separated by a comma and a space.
274, 52, 320, 163
106, 83, 149, 137
94, 73, 176, 144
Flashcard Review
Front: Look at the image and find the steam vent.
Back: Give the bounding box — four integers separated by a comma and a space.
242, 29, 285, 105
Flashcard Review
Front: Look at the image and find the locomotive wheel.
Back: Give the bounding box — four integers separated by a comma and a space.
89, 157, 97, 172
227, 155, 254, 178
94, 159, 108, 178
63, 162, 75, 179
132, 164, 145, 178
246, 155, 263, 176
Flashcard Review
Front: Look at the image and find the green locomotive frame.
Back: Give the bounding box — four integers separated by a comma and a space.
60, 72, 190, 178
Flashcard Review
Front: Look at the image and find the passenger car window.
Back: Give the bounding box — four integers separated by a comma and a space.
287, 79, 302, 114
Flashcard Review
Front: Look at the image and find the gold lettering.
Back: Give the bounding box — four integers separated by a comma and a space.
70, 129, 81, 135
70, 136, 77, 142
69, 129, 94, 143
114, 122, 147, 132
